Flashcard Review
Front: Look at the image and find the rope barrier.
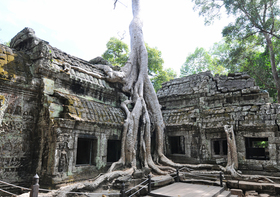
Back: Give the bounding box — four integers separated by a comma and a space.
0, 180, 31, 191
0, 179, 120, 196
128, 183, 148, 197
0, 170, 224, 197
125, 178, 148, 194
0, 188, 17, 196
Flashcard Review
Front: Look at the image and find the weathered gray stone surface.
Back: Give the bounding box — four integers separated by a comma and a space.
0, 28, 126, 187
158, 71, 280, 172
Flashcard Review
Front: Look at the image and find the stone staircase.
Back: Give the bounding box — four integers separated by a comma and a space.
217, 190, 237, 197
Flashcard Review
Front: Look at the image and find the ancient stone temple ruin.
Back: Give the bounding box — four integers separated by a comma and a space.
158, 72, 280, 173
0, 28, 126, 187
1, 28, 280, 188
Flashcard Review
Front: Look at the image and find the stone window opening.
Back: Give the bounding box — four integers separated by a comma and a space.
76, 137, 97, 165
212, 139, 227, 156
168, 136, 185, 154
245, 137, 269, 160
107, 140, 121, 163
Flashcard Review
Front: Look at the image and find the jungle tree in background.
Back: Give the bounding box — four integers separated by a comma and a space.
180, 45, 227, 77
193, 0, 280, 102
102, 37, 129, 67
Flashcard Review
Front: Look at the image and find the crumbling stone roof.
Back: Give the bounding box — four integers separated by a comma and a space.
54, 91, 125, 126
10, 28, 116, 91
158, 71, 277, 131
157, 71, 258, 99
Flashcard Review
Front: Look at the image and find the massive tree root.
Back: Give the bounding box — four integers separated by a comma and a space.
53, 1, 189, 196
219, 125, 274, 183
101, 0, 189, 175
53, 168, 134, 197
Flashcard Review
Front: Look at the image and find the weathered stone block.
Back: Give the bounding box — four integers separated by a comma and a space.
231, 188, 244, 197
261, 183, 275, 193
275, 184, 280, 194
239, 181, 262, 191
227, 180, 239, 189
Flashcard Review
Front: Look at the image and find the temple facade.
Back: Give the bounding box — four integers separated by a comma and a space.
1, 28, 280, 188
158, 71, 280, 174
0, 28, 126, 186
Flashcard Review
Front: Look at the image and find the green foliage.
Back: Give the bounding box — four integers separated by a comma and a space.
145, 43, 164, 76
180, 47, 211, 76
3, 41, 10, 47
253, 141, 268, 148
215, 36, 279, 101
102, 37, 129, 67
180, 46, 227, 77
193, 0, 280, 102
102, 37, 176, 91
151, 68, 177, 92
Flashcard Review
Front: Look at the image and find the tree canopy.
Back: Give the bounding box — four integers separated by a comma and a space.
102, 37, 176, 91
180, 44, 227, 77
193, 0, 280, 102
102, 37, 129, 67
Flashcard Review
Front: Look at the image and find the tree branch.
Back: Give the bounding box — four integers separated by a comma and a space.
270, 0, 275, 35
250, 69, 277, 90
114, 0, 118, 9
242, 31, 260, 40
263, 2, 267, 26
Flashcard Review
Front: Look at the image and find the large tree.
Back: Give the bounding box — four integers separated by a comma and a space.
152, 68, 177, 92
220, 36, 279, 101
100, 0, 181, 173
102, 37, 176, 91
193, 0, 280, 102
180, 46, 227, 77
53, 2, 277, 195
102, 37, 129, 67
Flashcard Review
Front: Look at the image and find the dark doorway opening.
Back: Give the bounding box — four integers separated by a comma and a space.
245, 137, 269, 160
107, 140, 121, 162
169, 136, 185, 154
76, 138, 97, 165
212, 139, 227, 156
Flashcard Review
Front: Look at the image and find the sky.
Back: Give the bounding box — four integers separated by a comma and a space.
0, 0, 233, 76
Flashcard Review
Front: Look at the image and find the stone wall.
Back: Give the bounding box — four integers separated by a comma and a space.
0, 28, 127, 186
0, 42, 40, 185
158, 71, 280, 173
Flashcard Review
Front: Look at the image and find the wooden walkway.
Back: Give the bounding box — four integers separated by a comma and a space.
149, 182, 225, 197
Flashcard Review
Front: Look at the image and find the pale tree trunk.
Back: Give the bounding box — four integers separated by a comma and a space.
103, 0, 181, 174
264, 33, 280, 102
219, 125, 274, 183
224, 125, 238, 176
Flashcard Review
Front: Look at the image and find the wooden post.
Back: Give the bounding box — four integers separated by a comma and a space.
30, 174, 39, 197
176, 168, 179, 182
120, 182, 125, 197
219, 172, 223, 187
148, 174, 151, 194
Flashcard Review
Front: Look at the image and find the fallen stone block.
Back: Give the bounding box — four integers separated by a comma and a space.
227, 180, 239, 188
245, 190, 258, 196
239, 181, 262, 192
231, 188, 244, 197
259, 193, 270, 197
